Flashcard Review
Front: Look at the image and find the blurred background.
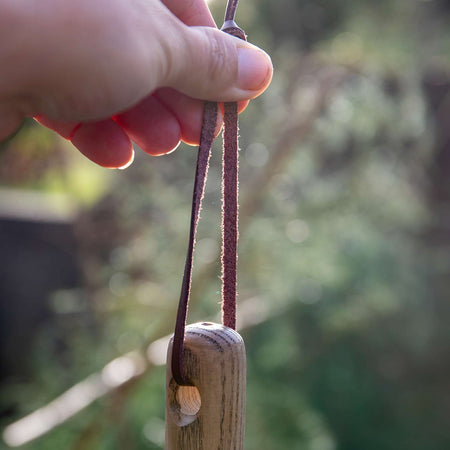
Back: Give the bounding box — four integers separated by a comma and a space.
1, 0, 450, 448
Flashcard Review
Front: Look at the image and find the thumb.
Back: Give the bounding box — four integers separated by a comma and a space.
165, 25, 273, 102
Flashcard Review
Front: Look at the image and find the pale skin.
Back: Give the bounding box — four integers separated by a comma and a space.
0, 0, 273, 168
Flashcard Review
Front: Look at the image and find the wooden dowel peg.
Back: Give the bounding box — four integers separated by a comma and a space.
165, 322, 246, 449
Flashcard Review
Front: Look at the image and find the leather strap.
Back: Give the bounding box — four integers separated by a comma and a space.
171, 3, 246, 386
171, 101, 218, 386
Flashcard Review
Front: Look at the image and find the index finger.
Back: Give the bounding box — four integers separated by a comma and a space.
161, 0, 216, 27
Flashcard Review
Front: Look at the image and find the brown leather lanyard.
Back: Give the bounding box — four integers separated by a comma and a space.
171, 1, 246, 386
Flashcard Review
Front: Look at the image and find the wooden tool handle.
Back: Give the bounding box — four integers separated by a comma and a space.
165, 322, 246, 449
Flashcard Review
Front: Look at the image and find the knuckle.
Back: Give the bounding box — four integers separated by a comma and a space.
203, 31, 236, 87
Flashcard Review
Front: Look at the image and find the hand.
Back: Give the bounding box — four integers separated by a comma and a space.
0, 0, 272, 168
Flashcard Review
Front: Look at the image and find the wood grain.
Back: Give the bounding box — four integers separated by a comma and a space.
166, 322, 246, 449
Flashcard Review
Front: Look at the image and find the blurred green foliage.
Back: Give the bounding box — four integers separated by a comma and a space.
1, 0, 450, 449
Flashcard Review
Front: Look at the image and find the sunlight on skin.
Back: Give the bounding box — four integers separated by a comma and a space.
2, 0, 272, 168
34, 90, 242, 167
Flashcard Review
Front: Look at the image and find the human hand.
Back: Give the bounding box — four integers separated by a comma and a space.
0, 0, 272, 168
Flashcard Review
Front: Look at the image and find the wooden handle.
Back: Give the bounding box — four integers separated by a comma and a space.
165, 322, 246, 449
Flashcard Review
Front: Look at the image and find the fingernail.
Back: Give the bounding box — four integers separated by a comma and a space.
237, 46, 272, 92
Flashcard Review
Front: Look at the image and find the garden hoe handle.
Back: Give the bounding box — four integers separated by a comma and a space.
165, 322, 246, 449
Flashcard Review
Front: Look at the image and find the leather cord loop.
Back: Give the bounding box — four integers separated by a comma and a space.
171, 101, 217, 386
171, 1, 245, 386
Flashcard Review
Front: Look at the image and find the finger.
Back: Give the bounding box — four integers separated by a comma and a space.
161, 0, 216, 26
237, 100, 249, 113
113, 95, 181, 156
36, 116, 134, 168
71, 120, 134, 168
34, 115, 79, 139
155, 88, 223, 146
164, 26, 273, 102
